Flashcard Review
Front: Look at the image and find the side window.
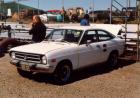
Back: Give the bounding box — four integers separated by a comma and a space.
65, 30, 82, 43
80, 30, 97, 44
97, 30, 114, 41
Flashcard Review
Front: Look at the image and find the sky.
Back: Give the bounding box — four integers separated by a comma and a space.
4, 0, 137, 11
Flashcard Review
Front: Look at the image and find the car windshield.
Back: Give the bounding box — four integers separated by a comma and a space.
45, 29, 83, 43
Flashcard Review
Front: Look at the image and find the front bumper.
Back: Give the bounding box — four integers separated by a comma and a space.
10, 59, 55, 73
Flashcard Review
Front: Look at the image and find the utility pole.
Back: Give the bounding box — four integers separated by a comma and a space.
0, 0, 2, 20
37, 0, 39, 15
128, 0, 130, 7
62, 0, 64, 22
89, 0, 94, 22
17, 0, 20, 23
110, 0, 113, 24
0, 0, 4, 20
138, 0, 140, 17
62, 0, 64, 9
137, 0, 140, 61
92, 0, 94, 23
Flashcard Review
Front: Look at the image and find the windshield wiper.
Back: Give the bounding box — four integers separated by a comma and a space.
61, 39, 73, 44
48, 39, 63, 42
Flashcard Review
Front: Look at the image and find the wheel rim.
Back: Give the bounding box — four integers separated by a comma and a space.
59, 65, 71, 82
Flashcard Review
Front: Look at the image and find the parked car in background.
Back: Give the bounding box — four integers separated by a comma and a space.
9, 25, 125, 83
39, 10, 63, 22
47, 10, 63, 22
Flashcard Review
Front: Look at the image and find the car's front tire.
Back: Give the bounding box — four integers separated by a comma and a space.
54, 62, 72, 84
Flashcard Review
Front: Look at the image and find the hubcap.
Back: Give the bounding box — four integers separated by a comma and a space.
59, 65, 71, 82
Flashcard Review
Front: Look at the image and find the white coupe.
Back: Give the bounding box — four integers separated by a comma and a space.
9, 25, 125, 83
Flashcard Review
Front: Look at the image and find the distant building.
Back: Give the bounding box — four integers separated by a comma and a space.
0, 1, 45, 20
89, 10, 110, 20
66, 7, 85, 22
67, 7, 84, 16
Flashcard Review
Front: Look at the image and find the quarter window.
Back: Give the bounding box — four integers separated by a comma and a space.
97, 30, 114, 41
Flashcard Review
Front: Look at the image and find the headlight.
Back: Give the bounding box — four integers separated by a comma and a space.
11, 52, 16, 59
42, 56, 47, 64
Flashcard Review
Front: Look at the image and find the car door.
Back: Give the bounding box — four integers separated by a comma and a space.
96, 30, 115, 62
78, 30, 102, 68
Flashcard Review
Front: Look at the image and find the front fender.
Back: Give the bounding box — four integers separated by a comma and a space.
46, 47, 79, 70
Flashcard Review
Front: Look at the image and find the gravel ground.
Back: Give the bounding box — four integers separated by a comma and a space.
0, 54, 140, 98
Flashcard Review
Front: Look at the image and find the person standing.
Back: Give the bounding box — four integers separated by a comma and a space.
29, 15, 47, 43
80, 14, 90, 26
0, 23, 5, 35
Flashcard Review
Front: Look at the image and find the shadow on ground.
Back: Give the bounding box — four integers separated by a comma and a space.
21, 59, 136, 85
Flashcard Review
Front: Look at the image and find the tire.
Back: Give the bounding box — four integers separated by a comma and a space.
0, 47, 4, 55
17, 68, 32, 77
54, 62, 72, 84
107, 52, 118, 67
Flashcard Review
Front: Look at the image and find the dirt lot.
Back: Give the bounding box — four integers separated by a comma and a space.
0, 54, 140, 98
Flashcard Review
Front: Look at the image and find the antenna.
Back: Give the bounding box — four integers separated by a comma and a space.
128, 0, 130, 7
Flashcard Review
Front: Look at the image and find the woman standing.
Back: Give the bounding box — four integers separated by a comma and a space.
29, 15, 47, 43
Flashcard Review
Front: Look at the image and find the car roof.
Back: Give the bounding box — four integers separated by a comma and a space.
59, 24, 122, 36
60, 26, 94, 30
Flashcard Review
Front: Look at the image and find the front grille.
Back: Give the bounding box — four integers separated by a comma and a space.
15, 52, 42, 63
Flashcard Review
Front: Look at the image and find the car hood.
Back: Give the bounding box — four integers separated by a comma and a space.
10, 41, 75, 54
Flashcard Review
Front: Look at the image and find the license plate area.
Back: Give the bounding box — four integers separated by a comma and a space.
21, 64, 30, 71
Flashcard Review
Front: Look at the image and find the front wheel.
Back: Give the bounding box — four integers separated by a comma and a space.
107, 52, 118, 67
54, 62, 72, 84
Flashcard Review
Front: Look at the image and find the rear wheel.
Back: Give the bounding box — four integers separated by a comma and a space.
107, 52, 118, 67
0, 47, 4, 55
54, 62, 72, 84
